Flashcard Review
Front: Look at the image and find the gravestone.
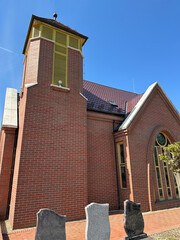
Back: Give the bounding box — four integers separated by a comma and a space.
35, 209, 66, 240
124, 200, 147, 240
85, 202, 110, 240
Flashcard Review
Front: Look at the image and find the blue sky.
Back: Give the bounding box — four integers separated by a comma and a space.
0, 0, 180, 122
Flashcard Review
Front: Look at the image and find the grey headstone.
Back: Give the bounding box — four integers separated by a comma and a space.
35, 209, 66, 240
85, 202, 110, 240
124, 200, 147, 240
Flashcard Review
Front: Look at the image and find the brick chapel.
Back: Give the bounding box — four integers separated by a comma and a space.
0, 14, 180, 230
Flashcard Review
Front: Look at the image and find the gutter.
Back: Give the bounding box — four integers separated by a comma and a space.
87, 108, 125, 118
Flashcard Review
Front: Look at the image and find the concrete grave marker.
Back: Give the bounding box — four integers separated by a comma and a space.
124, 200, 147, 240
85, 202, 110, 240
35, 209, 66, 240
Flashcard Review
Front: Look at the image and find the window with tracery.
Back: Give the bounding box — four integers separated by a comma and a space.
153, 132, 178, 201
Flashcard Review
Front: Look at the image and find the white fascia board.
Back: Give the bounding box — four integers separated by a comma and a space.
25, 83, 38, 88
119, 82, 158, 131
2, 88, 18, 128
30, 36, 55, 44
68, 46, 84, 58
50, 84, 70, 91
80, 92, 88, 101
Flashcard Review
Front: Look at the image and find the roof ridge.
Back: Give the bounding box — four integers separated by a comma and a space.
32, 15, 77, 33
83, 80, 140, 95
128, 92, 144, 101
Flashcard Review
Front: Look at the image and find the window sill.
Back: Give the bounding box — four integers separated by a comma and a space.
155, 198, 180, 204
50, 84, 70, 93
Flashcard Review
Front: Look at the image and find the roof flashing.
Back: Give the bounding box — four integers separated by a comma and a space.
109, 101, 118, 107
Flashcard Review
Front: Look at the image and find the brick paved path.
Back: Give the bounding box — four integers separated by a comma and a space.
2, 208, 180, 240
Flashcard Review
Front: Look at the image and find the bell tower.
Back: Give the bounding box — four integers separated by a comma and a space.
21, 14, 87, 90
9, 14, 88, 229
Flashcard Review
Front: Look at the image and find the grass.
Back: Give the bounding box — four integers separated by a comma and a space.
151, 228, 180, 240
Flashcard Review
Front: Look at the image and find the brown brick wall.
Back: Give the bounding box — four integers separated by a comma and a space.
9, 84, 28, 228
0, 128, 16, 220
24, 38, 41, 85
126, 88, 180, 211
87, 112, 122, 210
9, 38, 88, 229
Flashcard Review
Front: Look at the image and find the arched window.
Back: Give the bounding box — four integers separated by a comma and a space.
153, 132, 178, 201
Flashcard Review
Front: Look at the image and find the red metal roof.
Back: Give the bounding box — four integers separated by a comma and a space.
127, 93, 144, 113
83, 80, 143, 115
